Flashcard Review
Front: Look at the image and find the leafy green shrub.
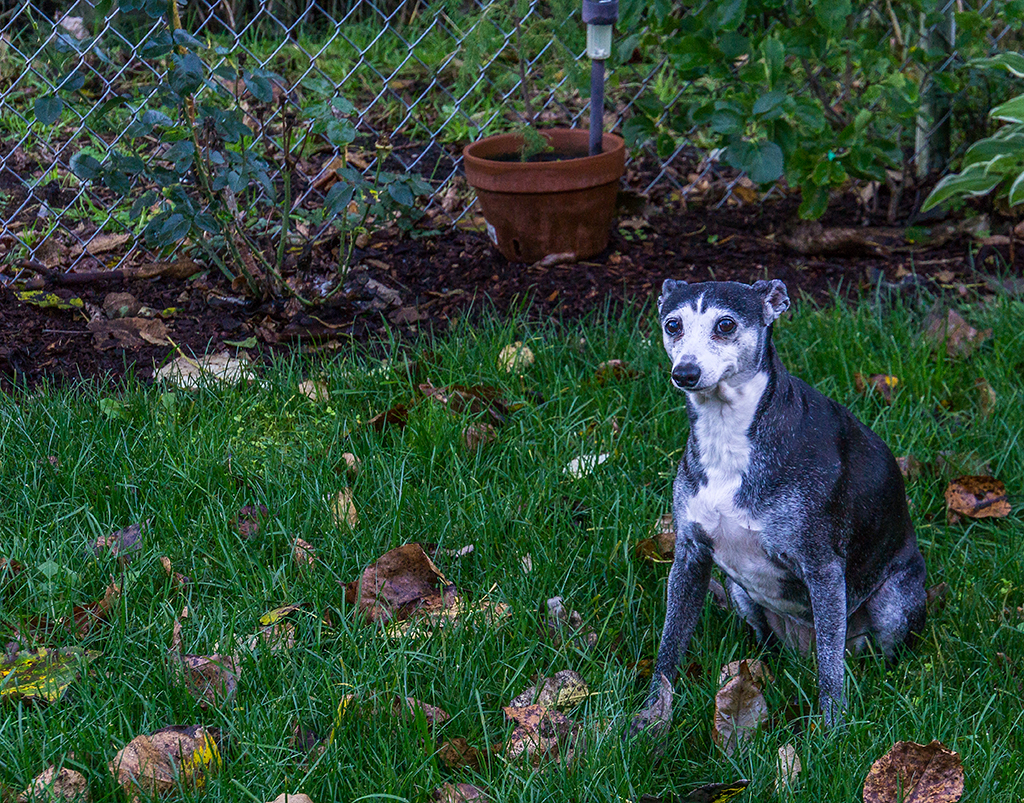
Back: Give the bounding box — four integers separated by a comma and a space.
34, 1, 431, 304
922, 53, 1024, 214
618, 0, 1015, 219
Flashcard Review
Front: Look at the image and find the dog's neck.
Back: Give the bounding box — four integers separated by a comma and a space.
687, 369, 770, 477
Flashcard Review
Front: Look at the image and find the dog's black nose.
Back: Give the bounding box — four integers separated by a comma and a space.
672, 363, 701, 390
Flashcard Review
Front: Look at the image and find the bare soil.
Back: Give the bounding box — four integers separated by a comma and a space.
0, 155, 999, 392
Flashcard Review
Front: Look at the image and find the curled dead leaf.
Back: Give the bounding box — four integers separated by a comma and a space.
862, 740, 963, 803
944, 476, 1011, 523
92, 523, 143, 564
17, 766, 88, 803
340, 452, 361, 475
293, 538, 316, 568
344, 543, 451, 624
393, 695, 450, 727
169, 653, 239, 708
509, 669, 590, 710
462, 422, 497, 451
924, 307, 992, 359
563, 453, 609, 479
594, 359, 640, 384
718, 659, 773, 687
329, 488, 359, 529
501, 703, 579, 767
712, 660, 768, 756
896, 456, 923, 481
154, 352, 252, 390
108, 725, 220, 798
545, 598, 597, 649
636, 513, 675, 562
235, 504, 270, 539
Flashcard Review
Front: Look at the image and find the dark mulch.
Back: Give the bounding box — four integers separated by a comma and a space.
0, 186, 992, 392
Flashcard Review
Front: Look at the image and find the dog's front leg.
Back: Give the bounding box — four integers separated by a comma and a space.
806, 559, 848, 727
630, 523, 713, 736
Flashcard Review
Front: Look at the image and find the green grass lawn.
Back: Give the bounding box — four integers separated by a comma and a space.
1, 290, 1022, 802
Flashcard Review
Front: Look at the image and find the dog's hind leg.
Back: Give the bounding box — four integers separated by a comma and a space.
864, 550, 927, 659
725, 579, 775, 643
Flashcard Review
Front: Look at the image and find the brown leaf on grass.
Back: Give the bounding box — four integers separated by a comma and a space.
108, 725, 220, 799
365, 403, 410, 432
775, 743, 802, 793
340, 452, 361, 475
501, 703, 579, 766
862, 740, 963, 803
158, 556, 191, 587
509, 670, 591, 710
896, 456, 923, 481
924, 307, 992, 358
393, 695, 451, 728
234, 504, 270, 539
329, 489, 359, 529
636, 514, 676, 562
169, 608, 239, 707
927, 582, 950, 614
88, 318, 170, 351
17, 765, 89, 803
594, 359, 640, 384
344, 544, 453, 624
0, 647, 99, 704
433, 783, 488, 803
545, 598, 597, 650
293, 538, 316, 569
92, 523, 143, 564
418, 382, 510, 426
298, 380, 328, 402
462, 422, 497, 451
717, 659, 774, 687
383, 595, 511, 638
236, 607, 300, 653
944, 476, 1011, 523
265, 795, 315, 803
69, 232, 129, 258
854, 372, 899, 403
70, 581, 120, 638
712, 660, 768, 756
436, 737, 486, 771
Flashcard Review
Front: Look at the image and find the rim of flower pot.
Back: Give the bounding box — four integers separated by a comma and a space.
463, 129, 625, 195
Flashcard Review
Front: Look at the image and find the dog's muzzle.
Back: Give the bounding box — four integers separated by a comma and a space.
672, 363, 702, 390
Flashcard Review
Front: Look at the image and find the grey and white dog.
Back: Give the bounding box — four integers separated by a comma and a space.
632, 279, 926, 733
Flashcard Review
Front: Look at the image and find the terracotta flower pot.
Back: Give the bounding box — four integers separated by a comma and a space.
462, 129, 625, 263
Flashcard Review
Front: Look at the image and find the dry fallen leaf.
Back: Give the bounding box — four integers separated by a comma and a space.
718, 659, 773, 687
17, 765, 89, 803
92, 523, 143, 564
436, 737, 486, 771
169, 608, 239, 707
862, 740, 963, 803
154, 352, 252, 389
108, 725, 220, 799
265, 795, 315, 803
497, 342, 535, 373
924, 307, 992, 358
293, 538, 316, 568
636, 513, 675, 562
975, 378, 997, 418
944, 475, 1011, 523
70, 580, 121, 639
345, 543, 452, 624
329, 488, 359, 529
501, 703, 578, 767
712, 660, 768, 756
365, 403, 410, 432
854, 372, 899, 403
545, 597, 598, 649
393, 695, 451, 727
563, 453, 609, 478
298, 380, 328, 402
896, 456, 923, 481
234, 504, 270, 539
340, 452, 361, 475
88, 318, 171, 350
775, 743, 802, 793
509, 669, 591, 710
433, 783, 488, 803
462, 422, 498, 451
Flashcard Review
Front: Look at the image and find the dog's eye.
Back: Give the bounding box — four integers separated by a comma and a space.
714, 317, 737, 336
664, 318, 682, 336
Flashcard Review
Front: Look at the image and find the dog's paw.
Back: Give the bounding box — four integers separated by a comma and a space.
627, 673, 674, 739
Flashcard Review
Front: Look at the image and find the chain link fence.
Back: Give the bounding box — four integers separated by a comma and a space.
0, 0, 1017, 278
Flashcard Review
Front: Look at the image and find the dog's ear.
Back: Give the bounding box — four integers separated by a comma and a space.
753, 279, 790, 325
658, 279, 686, 313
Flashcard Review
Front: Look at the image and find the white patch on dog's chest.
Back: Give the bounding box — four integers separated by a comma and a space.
684, 373, 798, 614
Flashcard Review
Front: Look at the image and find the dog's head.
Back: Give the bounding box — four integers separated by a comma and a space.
657, 279, 790, 394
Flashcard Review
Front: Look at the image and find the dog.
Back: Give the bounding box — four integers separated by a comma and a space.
632, 279, 926, 734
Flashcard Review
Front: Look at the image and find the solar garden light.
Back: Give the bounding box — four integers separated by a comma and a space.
583, 0, 618, 156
